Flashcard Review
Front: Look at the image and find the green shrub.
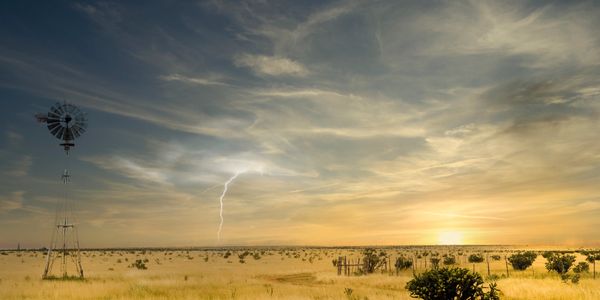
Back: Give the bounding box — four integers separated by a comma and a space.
362, 248, 386, 273
542, 251, 555, 259
490, 255, 501, 261
585, 254, 600, 263
405, 267, 500, 300
129, 259, 147, 270
507, 251, 537, 270
573, 262, 589, 273
429, 257, 440, 269
443, 256, 456, 265
545, 254, 576, 274
468, 254, 485, 263
395, 256, 413, 270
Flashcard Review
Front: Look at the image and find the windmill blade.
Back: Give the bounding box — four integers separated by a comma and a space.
51, 103, 64, 116
74, 126, 86, 136
58, 127, 68, 140
74, 120, 87, 130
48, 111, 61, 119
50, 124, 63, 137
55, 127, 65, 140
71, 125, 85, 137
48, 123, 61, 131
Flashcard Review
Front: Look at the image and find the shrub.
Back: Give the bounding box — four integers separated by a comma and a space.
573, 262, 590, 273
571, 273, 581, 284
362, 248, 386, 273
542, 251, 555, 259
395, 256, 413, 270
490, 255, 501, 261
429, 257, 440, 269
443, 256, 456, 265
545, 254, 576, 274
468, 254, 485, 263
405, 267, 499, 300
129, 259, 147, 270
585, 254, 600, 263
507, 251, 537, 270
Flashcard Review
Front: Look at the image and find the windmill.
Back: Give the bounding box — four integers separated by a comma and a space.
36, 101, 87, 279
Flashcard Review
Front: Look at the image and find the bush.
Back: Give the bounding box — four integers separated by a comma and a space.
573, 262, 590, 273
443, 256, 456, 265
586, 254, 600, 263
429, 257, 440, 269
507, 251, 537, 270
490, 255, 501, 261
571, 274, 581, 284
468, 254, 485, 263
362, 248, 386, 273
545, 254, 576, 274
395, 256, 413, 270
405, 267, 500, 300
129, 259, 147, 270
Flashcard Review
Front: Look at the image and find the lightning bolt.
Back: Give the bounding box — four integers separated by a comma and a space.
217, 171, 244, 242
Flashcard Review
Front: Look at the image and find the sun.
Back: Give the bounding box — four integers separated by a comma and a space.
437, 231, 464, 245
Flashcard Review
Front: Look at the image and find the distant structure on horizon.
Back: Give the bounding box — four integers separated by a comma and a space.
35, 101, 87, 279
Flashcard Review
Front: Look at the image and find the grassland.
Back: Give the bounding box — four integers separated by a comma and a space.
0, 246, 599, 300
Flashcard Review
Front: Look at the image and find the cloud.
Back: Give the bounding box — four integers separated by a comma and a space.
3, 0, 600, 246
81, 156, 170, 185
5, 155, 32, 177
6, 130, 23, 147
234, 54, 308, 76
160, 73, 228, 86
0, 191, 24, 212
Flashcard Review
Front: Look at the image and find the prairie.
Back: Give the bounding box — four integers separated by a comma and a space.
0, 246, 599, 300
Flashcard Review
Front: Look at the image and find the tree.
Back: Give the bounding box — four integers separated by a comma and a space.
405, 267, 500, 300
545, 254, 576, 274
507, 251, 537, 270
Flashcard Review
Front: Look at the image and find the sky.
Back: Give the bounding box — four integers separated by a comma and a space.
1, 0, 600, 248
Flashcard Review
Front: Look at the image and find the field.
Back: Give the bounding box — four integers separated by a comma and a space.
1, 246, 599, 300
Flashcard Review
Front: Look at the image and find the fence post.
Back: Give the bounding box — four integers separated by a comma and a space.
504, 256, 509, 277
337, 256, 342, 275
344, 256, 347, 276
486, 253, 490, 277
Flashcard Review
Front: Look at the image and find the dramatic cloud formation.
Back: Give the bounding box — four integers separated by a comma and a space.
1, 0, 599, 247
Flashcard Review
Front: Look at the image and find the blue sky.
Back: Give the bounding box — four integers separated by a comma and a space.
1, 0, 600, 247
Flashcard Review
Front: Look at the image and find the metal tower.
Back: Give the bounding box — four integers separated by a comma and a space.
36, 101, 87, 279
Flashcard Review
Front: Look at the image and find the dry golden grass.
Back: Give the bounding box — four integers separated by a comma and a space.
0, 247, 598, 299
